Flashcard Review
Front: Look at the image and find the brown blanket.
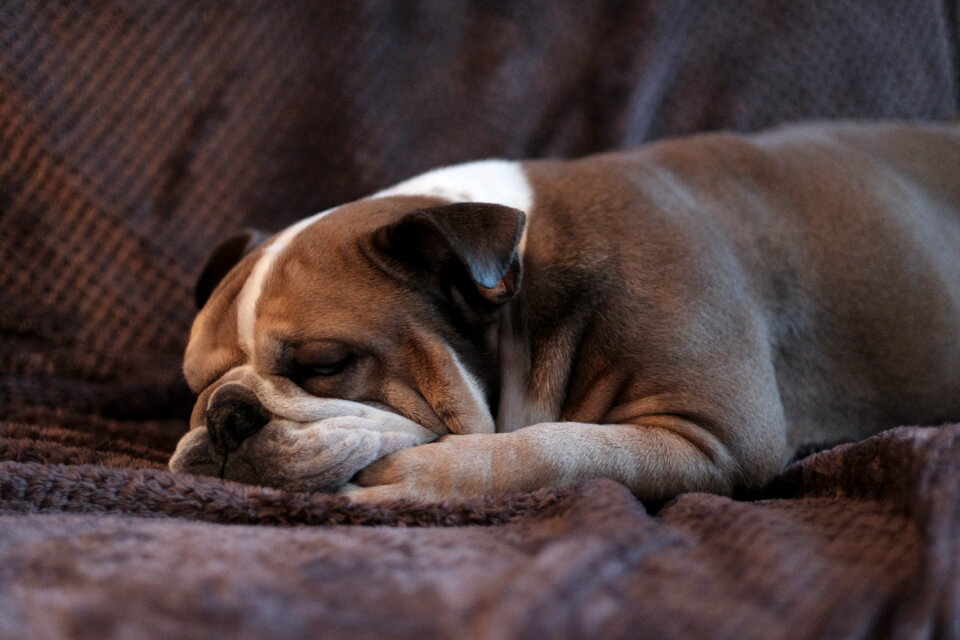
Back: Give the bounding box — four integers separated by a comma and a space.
1, 426, 958, 638
1, 2, 958, 638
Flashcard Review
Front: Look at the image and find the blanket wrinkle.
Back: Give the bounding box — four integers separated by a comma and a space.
879, 429, 960, 639
466, 485, 686, 640
2, 1, 959, 637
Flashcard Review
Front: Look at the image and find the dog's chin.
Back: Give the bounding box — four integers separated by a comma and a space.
168, 417, 437, 493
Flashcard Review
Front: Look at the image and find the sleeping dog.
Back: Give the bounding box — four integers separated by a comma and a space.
169, 121, 960, 503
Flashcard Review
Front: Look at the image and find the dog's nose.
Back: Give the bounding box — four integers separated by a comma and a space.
206, 383, 271, 450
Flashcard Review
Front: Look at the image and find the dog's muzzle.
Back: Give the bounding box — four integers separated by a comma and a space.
169, 367, 439, 492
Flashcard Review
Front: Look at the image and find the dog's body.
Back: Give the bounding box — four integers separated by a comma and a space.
170, 121, 960, 503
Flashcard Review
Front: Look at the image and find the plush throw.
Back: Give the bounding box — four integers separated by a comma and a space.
1, 2, 957, 637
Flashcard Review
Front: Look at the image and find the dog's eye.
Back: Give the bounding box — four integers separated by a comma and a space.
306, 358, 351, 377
288, 357, 351, 389
286, 340, 355, 386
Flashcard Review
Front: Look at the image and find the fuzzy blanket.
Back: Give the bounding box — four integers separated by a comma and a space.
1, 2, 958, 638
2, 426, 959, 638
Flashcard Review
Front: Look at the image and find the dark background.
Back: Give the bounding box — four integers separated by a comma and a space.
0, 0, 957, 448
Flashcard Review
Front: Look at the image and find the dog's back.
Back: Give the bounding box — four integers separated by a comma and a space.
524, 122, 960, 452
749, 123, 960, 446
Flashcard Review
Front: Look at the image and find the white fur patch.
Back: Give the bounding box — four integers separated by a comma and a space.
374, 159, 534, 219
236, 208, 336, 358
444, 343, 496, 434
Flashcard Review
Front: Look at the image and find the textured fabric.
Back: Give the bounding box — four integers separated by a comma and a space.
0, 426, 959, 639
1, 1, 958, 638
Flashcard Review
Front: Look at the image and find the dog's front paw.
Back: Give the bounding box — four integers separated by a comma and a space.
345, 434, 498, 503
252, 414, 436, 493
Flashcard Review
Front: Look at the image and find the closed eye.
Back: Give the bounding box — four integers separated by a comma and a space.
290, 354, 357, 389
306, 358, 352, 377
282, 339, 357, 389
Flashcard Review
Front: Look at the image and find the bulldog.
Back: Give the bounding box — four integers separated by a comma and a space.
169, 121, 960, 503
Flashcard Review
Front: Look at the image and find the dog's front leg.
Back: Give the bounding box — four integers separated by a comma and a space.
346, 417, 748, 503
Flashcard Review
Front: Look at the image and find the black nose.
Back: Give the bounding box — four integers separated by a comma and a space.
206, 383, 271, 451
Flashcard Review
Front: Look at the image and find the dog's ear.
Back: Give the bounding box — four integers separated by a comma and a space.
194, 229, 269, 309
371, 203, 525, 308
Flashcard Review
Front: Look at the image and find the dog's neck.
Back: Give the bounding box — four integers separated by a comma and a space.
494, 279, 573, 433
495, 300, 535, 432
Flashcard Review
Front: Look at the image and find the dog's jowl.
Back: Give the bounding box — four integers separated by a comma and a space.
169, 121, 960, 503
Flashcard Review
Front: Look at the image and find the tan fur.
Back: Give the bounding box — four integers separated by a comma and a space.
172, 196, 511, 489
174, 122, 960, 504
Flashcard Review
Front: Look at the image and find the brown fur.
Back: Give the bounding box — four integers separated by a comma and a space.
178, 121, 960, 504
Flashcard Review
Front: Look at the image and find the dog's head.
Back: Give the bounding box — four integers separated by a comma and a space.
169, 195, 525, 492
